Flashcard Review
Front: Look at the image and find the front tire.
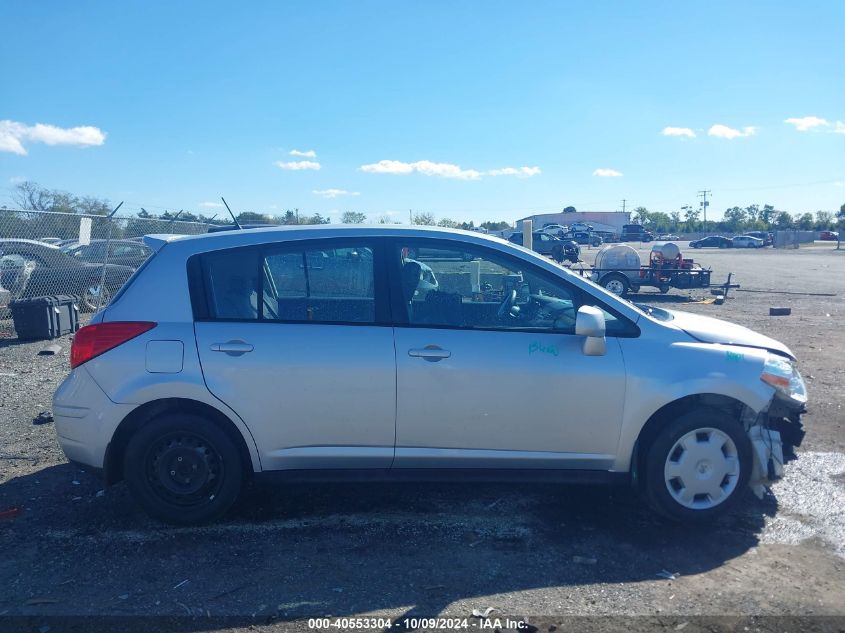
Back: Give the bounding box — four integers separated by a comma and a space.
124, 414, 244, 525
642, 408, 752, 523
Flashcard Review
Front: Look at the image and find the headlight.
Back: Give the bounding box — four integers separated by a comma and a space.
761, 354, 807, 404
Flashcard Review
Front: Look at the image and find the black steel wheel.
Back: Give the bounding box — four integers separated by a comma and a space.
124, 414, 244, 524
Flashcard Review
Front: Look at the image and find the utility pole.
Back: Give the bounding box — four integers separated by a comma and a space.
621, 199, 627, 214
698, 190, 711, 226
409, 209, 413, 225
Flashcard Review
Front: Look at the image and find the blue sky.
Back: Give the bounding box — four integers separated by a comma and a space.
1, 1, 843, 224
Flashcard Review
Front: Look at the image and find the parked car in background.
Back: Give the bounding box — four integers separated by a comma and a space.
61, 239, 152, 269
620, 224, 654, 242
745, 231, 773, 246
732, 235, 765, 249
0, 239, 135, 311
54, 225, 806, 525
508, 231, 580, 262
540, 223, 568, 236
658, 234, 680, 241
594, 230, 618, 243
569, 222, 593, 233
689, 235, 733, 249
820, 230, 839, 241
571, 231, 603, 247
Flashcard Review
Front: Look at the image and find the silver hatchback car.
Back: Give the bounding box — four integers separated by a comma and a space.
53, 226, 807, 524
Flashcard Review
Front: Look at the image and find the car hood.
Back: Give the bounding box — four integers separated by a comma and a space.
665, 309, 795, 359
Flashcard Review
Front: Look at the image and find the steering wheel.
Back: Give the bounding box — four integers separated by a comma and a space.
497, 289, 517, 320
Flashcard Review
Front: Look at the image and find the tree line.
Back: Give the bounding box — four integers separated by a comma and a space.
4, 182, 843, 236
631, 204, 844, 234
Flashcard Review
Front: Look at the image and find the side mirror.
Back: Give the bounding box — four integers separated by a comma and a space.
575, 305, 606, 356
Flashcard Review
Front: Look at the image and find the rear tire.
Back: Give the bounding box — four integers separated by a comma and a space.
124, 414, 244, 525
642, 408, 752, 523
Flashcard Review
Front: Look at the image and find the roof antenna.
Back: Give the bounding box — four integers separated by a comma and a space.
221, 197, 242, 229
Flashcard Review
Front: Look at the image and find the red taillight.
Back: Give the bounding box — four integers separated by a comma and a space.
70, 322, 157, 368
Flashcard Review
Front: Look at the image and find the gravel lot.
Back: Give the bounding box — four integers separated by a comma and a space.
0, 243, 843, 631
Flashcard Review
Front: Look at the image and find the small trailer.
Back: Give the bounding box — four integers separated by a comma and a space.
586, 243, 713, 296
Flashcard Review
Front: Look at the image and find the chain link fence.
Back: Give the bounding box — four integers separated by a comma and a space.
0, 208, 211, 338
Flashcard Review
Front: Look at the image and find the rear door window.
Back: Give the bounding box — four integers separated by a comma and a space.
200, 241, 377, 323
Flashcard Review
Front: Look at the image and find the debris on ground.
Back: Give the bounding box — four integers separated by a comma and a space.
32, 411, 53, 425
0, 507, 22, 520
37, 344, 62, 356
769, 307, 792, 316
24, 598, 58, 606
656, 570, 679, 580
472, 607, 496, 617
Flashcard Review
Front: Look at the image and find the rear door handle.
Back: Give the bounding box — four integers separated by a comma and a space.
210, 341, 254, 355
408, 346, 451, 362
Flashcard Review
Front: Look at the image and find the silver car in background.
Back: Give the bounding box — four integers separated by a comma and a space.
53, 226, 807, 524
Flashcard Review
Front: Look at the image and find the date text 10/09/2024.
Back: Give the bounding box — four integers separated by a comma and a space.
308, 618, 530, 630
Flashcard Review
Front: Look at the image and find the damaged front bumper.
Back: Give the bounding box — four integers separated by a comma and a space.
747, 395, 806, 498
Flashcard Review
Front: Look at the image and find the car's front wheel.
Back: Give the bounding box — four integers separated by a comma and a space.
124, 414, 244, 525
643, 408, 752, 522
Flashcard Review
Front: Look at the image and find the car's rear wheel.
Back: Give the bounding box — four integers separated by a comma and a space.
643, 408, 751, 522
124, 414, 244, 525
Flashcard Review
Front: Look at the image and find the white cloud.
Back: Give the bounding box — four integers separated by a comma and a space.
274, 160, 321, 171
312, 188, 361, 199
360, 159, 482, 180
0, 120, 106, 155
290, 149, 317, 157
592, 168, 623, 177
487, 166, 542, 177
784, 116, 830, 131
708, 124, 757, 139
359, 159, 541, 180
661, 126, 696, 138
834, 121, 845, 134
199, 201, 224, 208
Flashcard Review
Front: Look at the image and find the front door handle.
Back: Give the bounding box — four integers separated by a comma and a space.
210, 341, 254, 356
408, 346, 451, 362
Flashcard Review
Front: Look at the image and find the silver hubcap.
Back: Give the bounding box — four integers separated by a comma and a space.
664, 427, 740, 510
605, 279, 625, 295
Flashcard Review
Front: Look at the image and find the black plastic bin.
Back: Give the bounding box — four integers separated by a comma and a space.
10, 295, 81, 340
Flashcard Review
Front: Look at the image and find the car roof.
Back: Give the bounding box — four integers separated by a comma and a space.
149, 224, 519, 255
0, 238, 60, 249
